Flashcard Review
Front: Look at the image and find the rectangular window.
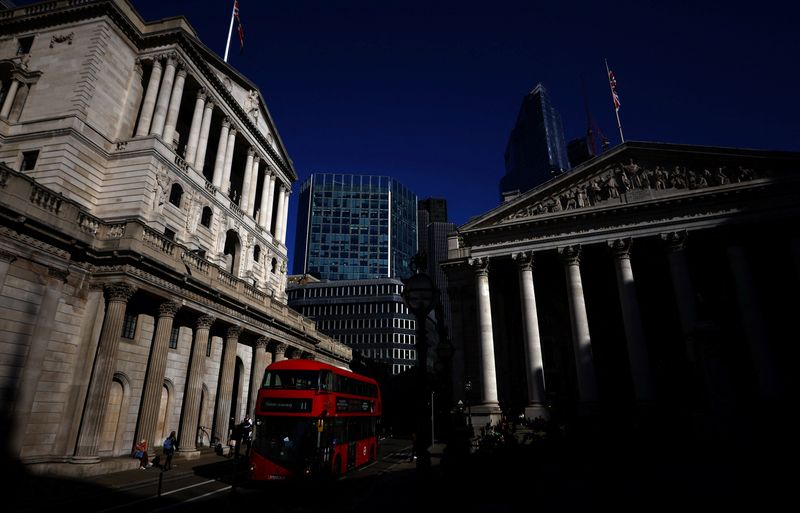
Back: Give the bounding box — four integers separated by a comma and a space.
21, 150, 39, 171
169, 326, 180, 349
16, 36, 34, 55
121, 312, 137, 339
206, 337, 213, 357
164, 227, 176, 241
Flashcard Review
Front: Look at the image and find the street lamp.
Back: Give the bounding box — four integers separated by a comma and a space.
465, 380, 474, 436
402, 254, 438, 471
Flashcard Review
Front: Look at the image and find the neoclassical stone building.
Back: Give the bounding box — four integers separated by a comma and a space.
0, 0, 350, 475
443, 141, 799, 436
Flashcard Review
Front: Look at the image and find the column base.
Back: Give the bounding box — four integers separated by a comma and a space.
69, 455, 101, 465
524, 403, 550, 421
469, 402, 502, 430
177, 448, 202, 460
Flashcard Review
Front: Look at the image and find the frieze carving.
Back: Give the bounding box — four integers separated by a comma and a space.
608, 238, 633, 259
503, 158, 759, 222
158, 301, 181, 318
0, 249, 16, 263
49, 32, 74, 48
104, 282, 136, 302
558, 245, 582, 265
0, 226, 70, 258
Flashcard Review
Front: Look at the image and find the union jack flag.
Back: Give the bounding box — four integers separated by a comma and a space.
234, 0, 244, 51
608, 69, 620, 111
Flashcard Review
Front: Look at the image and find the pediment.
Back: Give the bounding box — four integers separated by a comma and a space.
464, 143, 771, 231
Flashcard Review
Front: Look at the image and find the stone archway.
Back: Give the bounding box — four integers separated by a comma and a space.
223, 229, 241, 275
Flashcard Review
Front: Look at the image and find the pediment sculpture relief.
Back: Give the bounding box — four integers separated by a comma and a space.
503, 158, 758, 222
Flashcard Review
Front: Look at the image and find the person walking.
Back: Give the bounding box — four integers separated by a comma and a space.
163, 431, 177, 471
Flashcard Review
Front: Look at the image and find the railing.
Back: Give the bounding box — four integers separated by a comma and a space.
182, 250, 211, 275
142, 226, 176, 257
30, 185, 62, 214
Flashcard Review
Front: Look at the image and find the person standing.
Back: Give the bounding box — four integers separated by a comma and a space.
163, 431, 177, 471
133, 439, 150, 469
240, 416, 253, 456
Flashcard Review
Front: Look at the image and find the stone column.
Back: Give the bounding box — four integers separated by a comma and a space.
73, 283, 137, 462
609, 238, 655, 403
211, 119, 230, 188
0, 250, 15, 288
240, 149, 255, 213
184, 89, 206, 166
274, 184, 286, 243
470, 257, 499, 407
258, 170, 272, 228
249, 336, 270, 415
214, 325, 242, 443
513, 251, 548, 418
247, 157, 260, 218
162, 67, 187, 147
220, 128, 237, 196
661, 231, 699, 363
135, 57, 162, 137
134, 300, 180, 457
178, 314, 215, 453
0, 79, 20, 118
274, 342, 288, 362
559, 245, 598, 407
280, 189, 291, 243
194, 100, 215, 172
11, 267, 69, 456
727, 243, 781, 401
149, 54, 176, 137
264, 174, 276, 233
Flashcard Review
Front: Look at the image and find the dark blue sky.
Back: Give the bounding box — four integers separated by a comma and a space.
30, 1, 800, 270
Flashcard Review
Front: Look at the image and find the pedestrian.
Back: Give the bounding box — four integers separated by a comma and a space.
240, 416, 253, 456
163, 430, 177, 471
133, 439, 150, 469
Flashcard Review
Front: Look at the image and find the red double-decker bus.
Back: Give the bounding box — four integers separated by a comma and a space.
249, 359, 381, 480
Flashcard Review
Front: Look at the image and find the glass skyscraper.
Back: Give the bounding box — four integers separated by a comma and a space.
293, 173, 417, 280
501, 83, 571, 199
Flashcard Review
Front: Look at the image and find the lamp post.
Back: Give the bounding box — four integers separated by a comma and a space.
465, 380, 474, 436
402, 254, 438, 471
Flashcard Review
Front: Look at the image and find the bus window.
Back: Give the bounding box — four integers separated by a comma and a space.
263, 370, 320, 390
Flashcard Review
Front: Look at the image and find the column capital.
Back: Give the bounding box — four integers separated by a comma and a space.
47, 266, 70, 283
558, 245, 582, 265
468, 256, 489, 276
255, 336, 270, 348
512, 251, 534, 271
103, 282, 136, 303
204, 99, 215, 110
196, 314, 215, 330
165, 51, 178, 63
150, 56, 164, 68
608, 238, 633, 260
158, 300, 181, 318
228, 128, 237, 138
274, 342, 288, 353
253, 155, 260, 164
221, 117, 230, 128
227, 325, 243, 339
661, 230, 688, 252
134, 58, 144, 76
0, 250, 16, 263
196, 88, 207, 100
175, 67, 188, 79
247, 147, 255, 157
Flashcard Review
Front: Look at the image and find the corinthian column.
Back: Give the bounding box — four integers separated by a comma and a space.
194, 100, 215, 172
135, 300, 180, 457
264, 174, 276, 233
214, 325, 242, 444
609, 238, 655, 403
135, 57, 162, 136
258, 169, 272, 228
150, 54, 176, 137
247, 156, 260, 218
240, 149, 255, 213
162, 66, 187, 146
249, 337, 270, 415
513, 251, 548, 419
73, 283, 137, 462
661, 231, 699, 363
559, 245, 598, 408
274, 342, 288, 362
274, 185, 286, 243
220, 128, 237, 196
280, 189, 291, 243
184, 89, 207, 166
470, 257, 499, 407
178, 315, 215, 453
0, 79, 20, 118
211, 119, 230, 188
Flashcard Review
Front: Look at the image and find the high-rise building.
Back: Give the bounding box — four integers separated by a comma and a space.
417, 198, 455, 345
293, 173, 417, 280
501, 83, 570, 199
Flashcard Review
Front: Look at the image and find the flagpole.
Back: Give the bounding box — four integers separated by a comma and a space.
605, 59, 625, 143
224, 1, 236, 62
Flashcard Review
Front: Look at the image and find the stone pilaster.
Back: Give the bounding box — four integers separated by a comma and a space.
178, 314, 215, 453
135, 57, 162, 137
609, 238, 655, 403
73, 282, 136, 462
559, 245, 599, 408
513, 251, 548, 419
135, 300, 180, 456
214, 325, 242, 443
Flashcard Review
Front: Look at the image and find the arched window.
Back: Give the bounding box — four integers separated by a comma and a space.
271, 257, 278, 273
253, 245, 261, 262
169, 183, 183, 207
201, 206, 213, 228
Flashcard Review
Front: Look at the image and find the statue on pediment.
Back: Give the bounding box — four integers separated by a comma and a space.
736, 166, 754, 182
715, 167, 729, 185
605, 173, 620, 198
245, 90, 259, 121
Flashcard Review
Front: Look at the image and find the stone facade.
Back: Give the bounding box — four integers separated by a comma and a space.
0, 0, 350, 476
443, 141, 800, 436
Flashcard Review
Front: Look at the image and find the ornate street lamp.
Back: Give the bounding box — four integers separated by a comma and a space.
402, 253, 438, 470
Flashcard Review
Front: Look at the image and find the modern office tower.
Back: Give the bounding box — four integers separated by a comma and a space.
417, 198, 455, 342
501, 83, 570, 199
293, 173, 418, 280
0, 0, 350, 476
287, 278, 418, 375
